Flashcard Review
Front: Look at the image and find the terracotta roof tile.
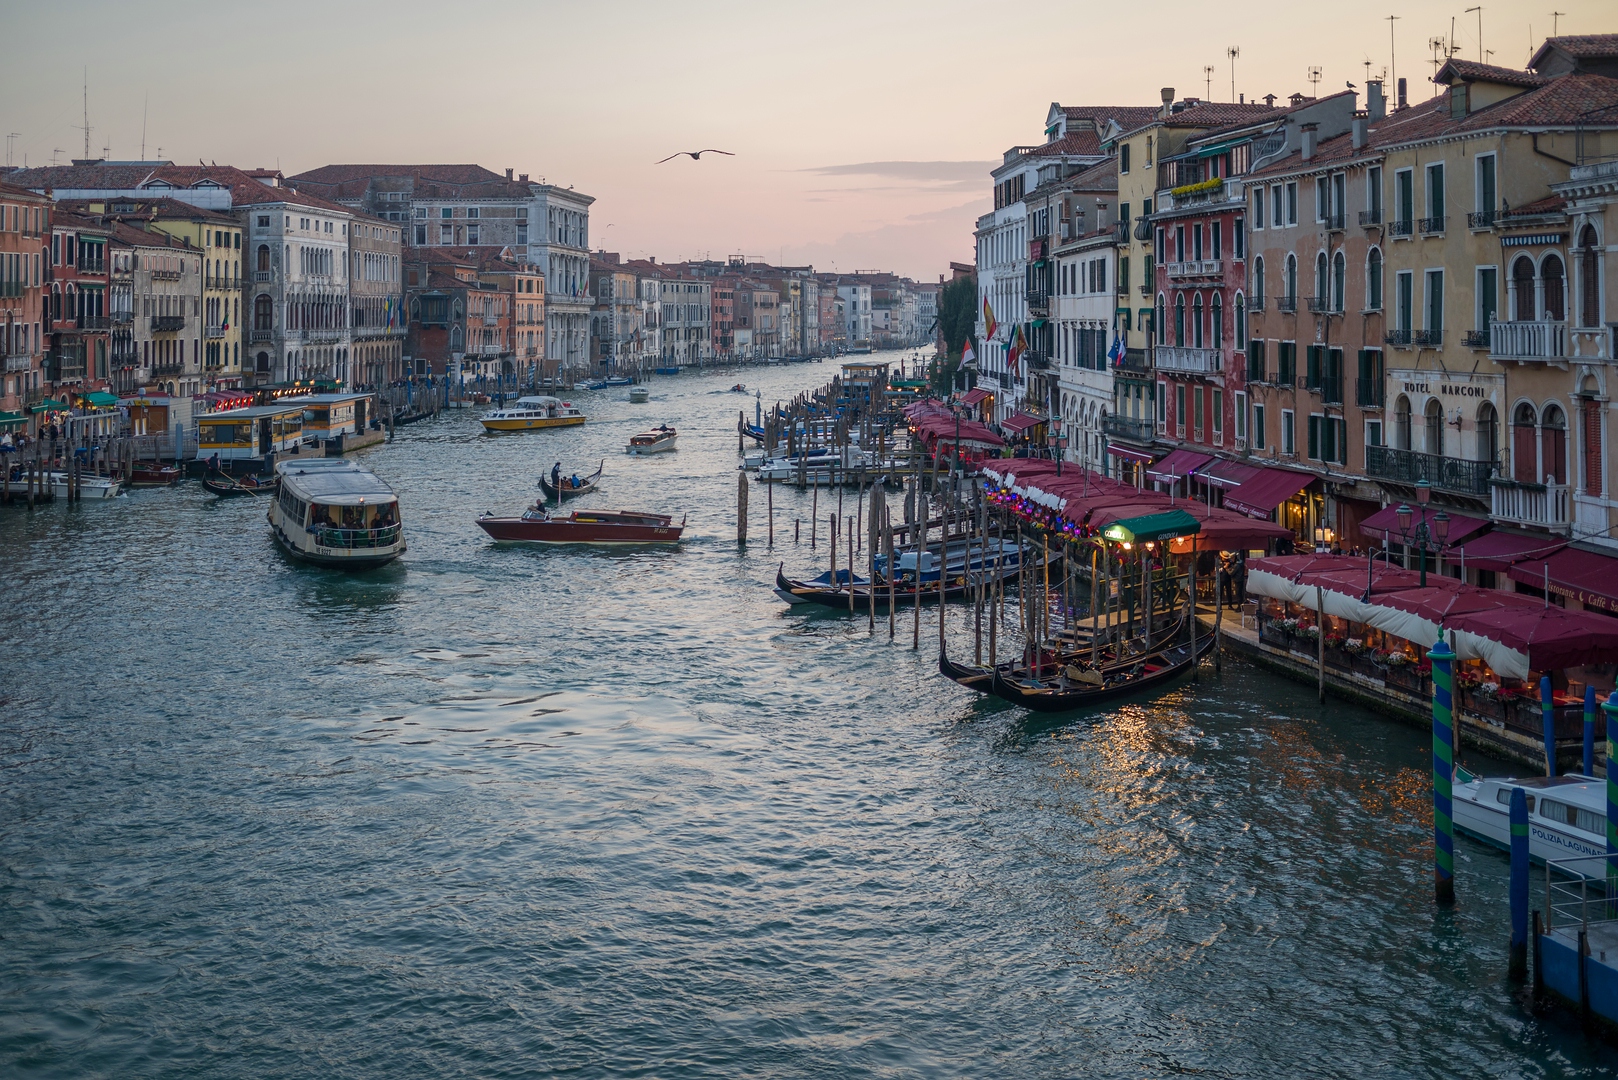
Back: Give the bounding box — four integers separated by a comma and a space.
1435, 59, 1550, 88
1533, 34, 1618, 63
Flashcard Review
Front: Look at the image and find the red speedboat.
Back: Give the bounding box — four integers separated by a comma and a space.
476, 506, 685, 545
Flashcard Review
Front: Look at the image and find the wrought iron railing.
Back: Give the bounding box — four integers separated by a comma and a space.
1462, 328, 1491, 348
1418, 216, 1447, 235
1359, 208, 1383, 226
1385, 328, 1412, 346
1365, 444, 1494, 495
1275, 296, 1297, 313
1387, 219, 1413, 238
1102, 414, 1155, 441
1467, 210, 1497, 229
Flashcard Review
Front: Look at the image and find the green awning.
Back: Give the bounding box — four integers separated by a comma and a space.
1196, 140, 1244, 158
28, 399, 67, 413
80, 391, 119, 407
1103, 509, 1201, 544
0, 411, 27, 427
1030, 318, 1048, 328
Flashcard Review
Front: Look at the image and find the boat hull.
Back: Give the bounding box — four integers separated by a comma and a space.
626, 439, 677, 455
477, 516, 683, 545
41, 472, 122, 499
978, 629, 1211, 713
272, 524, 404, 569
1454, 776, 1609, 870
480, 416, 586, 432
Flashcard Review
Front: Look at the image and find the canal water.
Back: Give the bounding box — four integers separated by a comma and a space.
0, 354, 1612, 1078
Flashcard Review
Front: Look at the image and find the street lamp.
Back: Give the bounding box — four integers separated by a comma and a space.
1395, 480, 1450, 586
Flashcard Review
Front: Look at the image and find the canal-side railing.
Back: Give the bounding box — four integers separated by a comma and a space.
1545, 855, 1618, 935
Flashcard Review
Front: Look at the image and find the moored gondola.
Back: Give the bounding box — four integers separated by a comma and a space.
983, 631, 1214, 713
774, 549, 1057, 613
203, 472, 279, 497
540, 460, 604, 501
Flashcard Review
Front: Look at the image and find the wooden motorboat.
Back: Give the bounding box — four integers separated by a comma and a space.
627, 425, 678, 455
128, 463, 182, 487
982, 631, 1215, 713
479, 396, 586, 432
204, 472, 279, 497
540, 460, 605, 501
477, 507, 684, 545
729, 383, 747, 393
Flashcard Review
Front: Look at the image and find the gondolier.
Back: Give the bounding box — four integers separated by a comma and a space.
551, 462, 562, 491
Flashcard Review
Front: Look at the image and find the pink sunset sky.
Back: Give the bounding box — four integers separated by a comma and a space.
2, 0, 1608, 280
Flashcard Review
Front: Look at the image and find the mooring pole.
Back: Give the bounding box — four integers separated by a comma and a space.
1585, 685, 1596, 777
1542, 675, 1557, 777
1316, 584, 1326, 703
737, 470, 748, 547
1430, 638, 1457, 905
849, 517, 856, 616
1509, 786, 1529, 980
767, 478, 773, 548
886, 507, 896, 640
1604, 693, 1618, 905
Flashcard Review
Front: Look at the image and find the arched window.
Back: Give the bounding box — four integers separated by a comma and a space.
1543, 254, 1566, 321
1212, 293, 1223, 349
256, 244, 270, 273
1367, 248, 1383, 310
1285, 254, 1297, 301
1156, 295, 1166, 344
1192, 294, 1204, 347
1174, 294, 1185, 346
1542, 403, 1567, 484
1315, 251, 1329, 303
1476, 402, 1498, 466
1235, 294, 1246, 349
1582, 225, 1602, 328
255, 351, 269, 374
1252, 256, 1265, 303
1512, 255, 1536, 320
1332, 251, 1346, 312
1425, 398, 1444, 457
1395, 395, 1412, 450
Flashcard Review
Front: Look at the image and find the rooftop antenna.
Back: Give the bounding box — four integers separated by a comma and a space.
4, 133, 17, 168
51, 148, 64, 165
1308, 66, 1323, 96
1466, 6, 1483, 61
1204, 65, 1215, 100
1551, 11, 1564, 35
1228, 46, 1240, 102
1428, 37, 1448, 91
80, 68, 91, 161
1387, 16, 1401, 105
140, 92, 148, 159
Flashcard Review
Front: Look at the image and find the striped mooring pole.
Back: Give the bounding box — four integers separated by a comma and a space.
1542, 675, 1556, 777
1585, 684, 1597, 777
1605, 693, 1618, 905
1429, 638, 1456, 906
1509, 785, 1529, 981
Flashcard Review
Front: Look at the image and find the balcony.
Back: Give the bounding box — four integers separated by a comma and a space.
150, 268, 181, 281
80, 259, 106, 275
305, 328, 343, 342
1275, 296, 1297, 313
1355, 378, 1385, 408
1467, 210, 1497, 230
254, 271, 273, 282
1025, 289, 1050, 316
1413, 329, 1443, 347
1114, 222, 1132, 244
1386, 328, 1412, 347
1490, 319, 1567, 363
1461, 329, 1491, 349
206, 324, 226, 339
1103, 414, 1155, 442
1115, 348, 1149, 374
1023, 350, 1051, 370
1359, 209, 1383, 227
1248, 295, 1266, 313
1138, 283, 1152, 295
150, 315, 185, 332
5, 355, 31, 373
1164, 259, 1223, 280
1388, 219, 1414, 238
111, 310, 133, 325
1307, 297, 1343, 315
1155, 346, 1221, 374
1324, 213, 1345, 232
1491, 478, 1571, 531
151, 359, 184, 376
1365, 444, 1494, 497
77, 315, 110, 330
1318, 374, 1344, 404
0, 282, 22, 298
1418, 216, 1447, 235
250, 329, 274, 343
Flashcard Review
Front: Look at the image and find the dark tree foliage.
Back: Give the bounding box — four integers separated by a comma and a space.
930, 274, 977, 393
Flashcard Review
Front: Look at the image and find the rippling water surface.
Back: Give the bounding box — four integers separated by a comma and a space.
1, 355, 1612, 1078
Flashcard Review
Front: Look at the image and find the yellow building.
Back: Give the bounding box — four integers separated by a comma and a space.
120, 198, 245, 389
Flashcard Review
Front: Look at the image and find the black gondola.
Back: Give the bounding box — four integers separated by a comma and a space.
980, 631, 1214, 713
936, 616, 1178, 697
774, 550, 1057, 613
203, 472, 278, 497
540, 459, 604, 501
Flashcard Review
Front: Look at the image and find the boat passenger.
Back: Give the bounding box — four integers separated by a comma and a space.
571, 474, 580, 488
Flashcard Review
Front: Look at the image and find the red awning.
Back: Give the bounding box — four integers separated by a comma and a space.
1200, 458, 1263, 489
1001, 412, 1046, 434
1455, 530, 1567, 573
1359, 504, 1490, 545
1508, 546, 1618, 613
960, 387, 991, 406
1447, 604, 1618, 671
1222, 467, 1313, 519
1146, 448, 1213, 484
1107, 443, 1157, 464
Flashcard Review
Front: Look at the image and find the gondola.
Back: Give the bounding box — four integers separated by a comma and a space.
203, 472, 278, 497
774, 550, 1059, 613
978, 630, 1214, 713
540, 459, 604, 501
936, 615, 1184, 697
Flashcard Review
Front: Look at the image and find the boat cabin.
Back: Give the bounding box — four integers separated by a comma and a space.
196, 404, 307, 460
120, 393, 194, 437
286, 393, 370, 449
274, 458, 403, 562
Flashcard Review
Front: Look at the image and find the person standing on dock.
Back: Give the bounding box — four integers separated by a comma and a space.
1218, 557, 1234, 605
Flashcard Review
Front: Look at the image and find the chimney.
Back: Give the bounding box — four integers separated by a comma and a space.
1264, 93, 1277, 107
1300, 124, 1318, 161
1365, 80, 1386, 122
518, 173, 529, 183
1397, 78, 1408, 109
505, 168, 514, 181
1160, 86, 1175, 118
1351, 117, 1368, 150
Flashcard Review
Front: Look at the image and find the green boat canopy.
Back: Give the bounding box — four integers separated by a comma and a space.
28, 399, 67, 413
1103, 508, 1201, 544
80, 391, 120, 407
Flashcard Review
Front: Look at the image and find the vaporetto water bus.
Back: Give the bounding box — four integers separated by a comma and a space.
267, 458, 405, 570
478, 396, 586, 433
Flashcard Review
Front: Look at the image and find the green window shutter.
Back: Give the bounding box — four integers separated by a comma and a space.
1306, 345, 1322, 389
1308, 415, 1321, 459
1357, 348, 1373, 380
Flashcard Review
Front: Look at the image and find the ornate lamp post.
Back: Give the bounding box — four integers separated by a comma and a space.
1395, 480, 1450, 587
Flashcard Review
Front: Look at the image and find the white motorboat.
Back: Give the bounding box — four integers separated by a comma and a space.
267, 458, 405, 570
627, 425, 678, 454
755, 447, 879, 484
40, 470, 123, 499
1453, 771, 1609, 873
628, 387, 650, 403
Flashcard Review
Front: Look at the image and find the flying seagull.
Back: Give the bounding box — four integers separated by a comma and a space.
655, 149, 735, 164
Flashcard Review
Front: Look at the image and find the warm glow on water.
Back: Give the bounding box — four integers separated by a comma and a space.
0, 360, 1606, 1075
